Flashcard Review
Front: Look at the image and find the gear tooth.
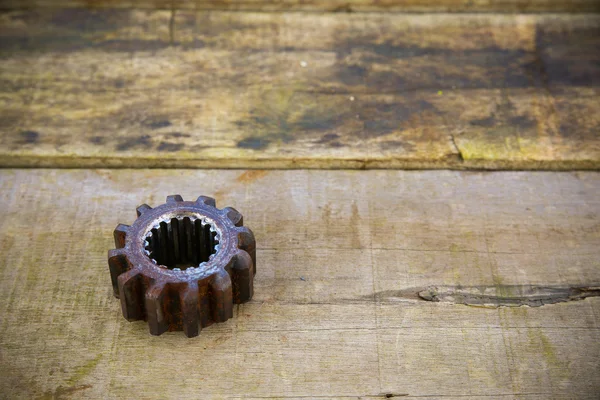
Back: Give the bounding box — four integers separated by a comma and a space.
113, 224, 130, 249
136, 204, 152, 217
117, 269, 144, 321
108, 248, 128, 298
166, 195, 184, 203
145, 282, 169, 336
180, 281, 200, 338
231, 250, 254, 304
209, 270, 233, 323
197, 281, 212, 328
223, 206, 243, 227
236, 227, 256, 275
196, 196, 216, 207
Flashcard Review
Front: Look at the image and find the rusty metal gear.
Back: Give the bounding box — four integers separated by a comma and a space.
107, 195, 256, 337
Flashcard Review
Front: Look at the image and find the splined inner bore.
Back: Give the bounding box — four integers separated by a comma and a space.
144, 216, 219, 270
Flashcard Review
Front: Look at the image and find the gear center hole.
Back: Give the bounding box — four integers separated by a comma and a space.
144, 217, 219, 270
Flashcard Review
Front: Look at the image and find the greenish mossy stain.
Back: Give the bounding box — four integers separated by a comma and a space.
66, 354, 102, 386
539, 332, 560, 366
235, 88, 346, 150
527, 328, 570, 379
235, 86, 442, 149
449, 243, 461, 252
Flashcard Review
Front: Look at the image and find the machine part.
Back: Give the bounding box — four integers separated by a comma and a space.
108, 195, 256, 337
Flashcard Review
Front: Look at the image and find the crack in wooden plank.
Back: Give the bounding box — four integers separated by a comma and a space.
415, 285, 600, 307
449, 134, 464, 162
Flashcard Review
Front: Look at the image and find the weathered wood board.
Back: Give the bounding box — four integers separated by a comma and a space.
0, 11, 599, 169
1, 169, 599, 398
3, 0, 600, 13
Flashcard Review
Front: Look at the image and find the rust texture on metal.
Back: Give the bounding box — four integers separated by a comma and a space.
108, 195, 256, 337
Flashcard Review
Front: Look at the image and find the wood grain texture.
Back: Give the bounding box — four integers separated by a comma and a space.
0, 169, 599, 398
0, 10, 599, 169
2, 0, 600, 13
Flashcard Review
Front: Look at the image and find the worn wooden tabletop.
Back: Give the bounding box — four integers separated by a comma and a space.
0, 2, 599, 399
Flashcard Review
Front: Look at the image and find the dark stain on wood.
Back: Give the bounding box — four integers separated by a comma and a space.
536, 23, 600, 87
167, 132, 190, 138
556, 99, 600, 141
470, 116, 496, 127
316, 133, 341, 144
0, 35, 172, 55
470, 114, 537, 129
49, 9, 124, 31
509, 115, 537, 129
97, 39, 172, 52
295, 111, 343, 132
0, 9, 140, 54
335, 64, 369, 85
559, 117, 600, 142
334, 33, 539, 91
157, 142, 184, 152
235, 88, 443, 148
143, 119, 172, 129
357, 99, 437, 137
0, 114, 20, 129
0, 9, 174, 54
89, 136, 104, 144
237, 136, 271, 150
115, 135, 152, 151
19, 130, 39, 144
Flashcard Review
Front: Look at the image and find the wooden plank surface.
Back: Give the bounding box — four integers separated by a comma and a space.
0, 10, 599, 169
1, 169, 599, 398
3, 0, 600, 13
